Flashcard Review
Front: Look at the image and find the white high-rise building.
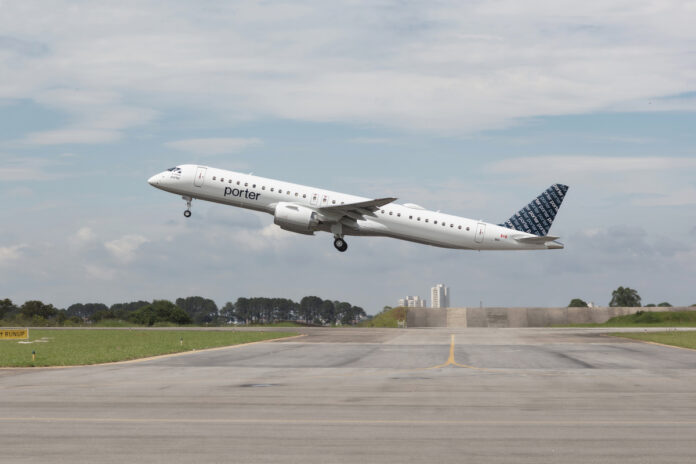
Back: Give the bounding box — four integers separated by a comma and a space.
430, 284, 450, 308
398, 296, 426, 308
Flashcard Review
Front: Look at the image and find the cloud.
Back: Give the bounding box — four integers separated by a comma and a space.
166, 137, 262, 155
487, 156, 696, 174
0, 244, 26, 266
104, 235, 149, 263
23, 128, 120, 145
1, 2, 695, 133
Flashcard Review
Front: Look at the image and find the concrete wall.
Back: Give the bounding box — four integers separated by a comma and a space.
406, 306, 694, 328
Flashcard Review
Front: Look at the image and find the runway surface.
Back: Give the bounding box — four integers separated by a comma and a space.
2, 327, 696, 463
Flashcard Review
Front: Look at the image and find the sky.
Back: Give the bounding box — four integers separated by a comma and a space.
1, 0, 695, 313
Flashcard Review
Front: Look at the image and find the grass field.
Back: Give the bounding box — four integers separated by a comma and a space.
612, 331, 696, 350
359, 307, 407, 328
0, 329, 296, 367
564, 310, 696, 328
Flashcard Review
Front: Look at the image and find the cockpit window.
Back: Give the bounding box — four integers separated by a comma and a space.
167, 167, 182, 173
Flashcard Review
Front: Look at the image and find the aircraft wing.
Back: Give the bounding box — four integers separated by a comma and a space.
320, 197, 397, 213
318, 197, 397, 225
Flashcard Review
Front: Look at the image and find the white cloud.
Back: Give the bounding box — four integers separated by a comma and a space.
166, 137, 262, 155
23, 128, 120, 145
0, 244, 26, 266
0, 1, 695, 133
487, 156, 696, 174
104, 235, 149, 263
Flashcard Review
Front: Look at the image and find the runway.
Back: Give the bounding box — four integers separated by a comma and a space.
2, 327, 696, 463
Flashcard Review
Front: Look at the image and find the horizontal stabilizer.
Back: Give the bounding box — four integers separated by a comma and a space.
513, 235, 559, 244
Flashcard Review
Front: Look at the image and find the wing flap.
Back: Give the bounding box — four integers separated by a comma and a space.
319, 197, 397, 213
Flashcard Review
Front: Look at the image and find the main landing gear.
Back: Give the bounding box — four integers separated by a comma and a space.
333, 237, 348, 252
182, 196, 192, 218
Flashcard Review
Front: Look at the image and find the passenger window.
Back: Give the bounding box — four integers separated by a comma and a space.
450, 224, 454, 228
332, 200, 336, 204
466, 226, 470, 231
389, 211, 393, 215
417, 217, 421, 221
295, 192, 298, 197
228, 180, 232, 184
381, 210, 384, 214
397, 213, 401, 217
220, 178, 224, 182
287, 191, 291, 195
237, 181, 240, 185
212, 176, 216, 180
245, 183, 248, 187
253, 184, 256, 188
409, 215, 413, 219
442, 222, 445, 227
303, 194, 306, 198
458, 225, 462, 230
278, 189, 282, 193
434, 220, 438, 224
262, 186, 265, 190
425, 219, 429, 223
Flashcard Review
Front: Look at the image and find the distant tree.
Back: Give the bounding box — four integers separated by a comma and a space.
176, 296, 218, 325
0, 298, 17, 319
657, 302, 672, 307
320, 300, 336, 325
234, 297, 251, 324
568, 298, 588, 308
609, 286, 641, 307
66, 303, 109, 320
645, 303, 656, 307
128, 300, 191, 326
20, 300, 58, 319
110, 301, 150, 319
273, 298, 297, 322
299, 296, 323, 324
220, 301, 236, 324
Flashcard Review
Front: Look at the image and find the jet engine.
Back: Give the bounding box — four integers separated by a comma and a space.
273, 202, 320, 235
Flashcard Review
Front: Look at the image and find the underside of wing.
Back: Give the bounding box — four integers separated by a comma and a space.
513, 235, 560, 244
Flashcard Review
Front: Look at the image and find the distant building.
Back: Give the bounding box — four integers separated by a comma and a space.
398, 296, 427, 308
431, 284, 450, 308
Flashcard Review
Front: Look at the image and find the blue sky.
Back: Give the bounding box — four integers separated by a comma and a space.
1, 1, 695, 312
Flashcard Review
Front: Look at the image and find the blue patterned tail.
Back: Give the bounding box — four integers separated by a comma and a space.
499, 184, 569, 236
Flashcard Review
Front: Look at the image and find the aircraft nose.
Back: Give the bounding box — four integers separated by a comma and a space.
148, 174, 159, 186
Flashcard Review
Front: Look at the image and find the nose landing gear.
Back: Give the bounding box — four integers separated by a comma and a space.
333, 237, 348, 252
182, 196, 192, 218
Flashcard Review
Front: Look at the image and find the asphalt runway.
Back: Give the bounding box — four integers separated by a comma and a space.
2, 327, 696, 463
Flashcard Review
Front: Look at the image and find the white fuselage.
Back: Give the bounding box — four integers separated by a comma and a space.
148, 164, 562, 251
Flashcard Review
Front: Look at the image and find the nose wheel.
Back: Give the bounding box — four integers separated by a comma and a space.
182, 196, 192, 218
333, 237, 348, 252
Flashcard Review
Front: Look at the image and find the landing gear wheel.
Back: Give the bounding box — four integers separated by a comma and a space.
182, 196, 193, 218
333, 238, 348, 252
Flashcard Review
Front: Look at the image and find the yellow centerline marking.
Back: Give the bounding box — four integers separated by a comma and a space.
428, 334, 494, 371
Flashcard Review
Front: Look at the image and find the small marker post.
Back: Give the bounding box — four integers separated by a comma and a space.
180, 337, 183, 346
32, 350, 36, 362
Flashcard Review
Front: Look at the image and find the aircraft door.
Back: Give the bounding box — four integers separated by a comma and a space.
194, 167, 206, 187
474, 222, 486, 244
321, 194, 330, 206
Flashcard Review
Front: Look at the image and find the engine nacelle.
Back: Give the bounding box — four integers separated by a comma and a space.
273, 202, 320, 235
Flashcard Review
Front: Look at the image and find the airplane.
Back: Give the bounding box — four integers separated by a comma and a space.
148, 165, 568, 253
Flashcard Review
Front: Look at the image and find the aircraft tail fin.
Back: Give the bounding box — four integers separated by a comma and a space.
499, 184, 569, 236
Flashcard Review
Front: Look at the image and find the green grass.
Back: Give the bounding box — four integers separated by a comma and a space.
359, 307, 407, 328
612, 331, 696, 350
0, 329, 295, 367
563, 310, 696, 328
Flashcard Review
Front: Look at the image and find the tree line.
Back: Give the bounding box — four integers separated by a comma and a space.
568, 286, 695, 308
0, 296, 367, 327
